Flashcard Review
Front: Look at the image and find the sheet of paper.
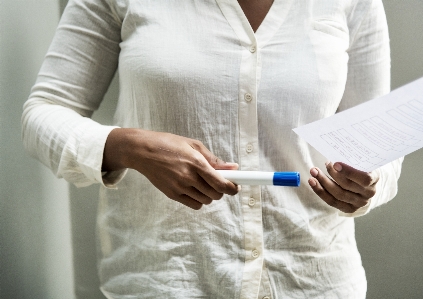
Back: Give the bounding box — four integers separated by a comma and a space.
293, 77, 423, 172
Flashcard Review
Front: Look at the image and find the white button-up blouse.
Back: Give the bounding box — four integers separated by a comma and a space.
22, 0, 403, 298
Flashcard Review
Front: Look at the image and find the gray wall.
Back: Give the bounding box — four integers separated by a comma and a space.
355, 1, 423, 298
0, 1, 74, 299
0, 1, 422, 298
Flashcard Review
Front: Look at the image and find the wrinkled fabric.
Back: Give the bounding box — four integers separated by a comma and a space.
22, 0, 402, 298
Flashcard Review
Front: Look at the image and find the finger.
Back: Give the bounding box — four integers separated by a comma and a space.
175, 194, 204, 210
153, 163, 223, 203
200, 169, 239, 196
154, 180, 208, 209
308, 177, 358, 213
325, 162, 376, 198
190, 175, 225, 201
189, 139, 239, 170
182, 186, 216, 205
199, 169, 239, 196
186, 141, 238, 195
310, 167, 369, 209
187, 150, 238, 196
331, 162, 379, 187
209, 155, 239, 170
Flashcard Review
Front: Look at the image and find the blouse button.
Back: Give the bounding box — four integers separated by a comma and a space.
249, 45, 256, 53
248, 197, 256, 207
244, 93, 253, 102
246, 143, 253, 153
252, 249, 260, 258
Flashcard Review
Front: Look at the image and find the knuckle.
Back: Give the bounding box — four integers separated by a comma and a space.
343, 167, 353, 177
180, 170, 192, 182
181, 196, 203, 210
327, 198, 339, 209
343, 193, 355, 204
211, 192, 224, 201
314, 186, 326, 197
191, 140, 205, 151
209, 155, 222, 167
177, 166, 193, 180
346, 205, 358, 213
341, 179, 354, 190
326, 164, 336, 176
194, 140, 204, 147
367, 187, 376, 198
362, 173, 373, 186
214, 180, 229, 192
191, 152, 206, 168
315, 169, 325, 179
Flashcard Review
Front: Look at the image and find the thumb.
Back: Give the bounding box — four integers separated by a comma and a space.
188, 139, 238, 170
207, 154, 239, 170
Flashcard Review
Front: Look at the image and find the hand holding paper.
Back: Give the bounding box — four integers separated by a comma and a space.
294, 77, 423, 213
308, 161, 379, 213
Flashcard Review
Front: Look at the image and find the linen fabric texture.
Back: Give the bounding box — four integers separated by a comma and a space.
22, 0, 402, 298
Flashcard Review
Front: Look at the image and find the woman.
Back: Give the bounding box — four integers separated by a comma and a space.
22, 0, 402, 298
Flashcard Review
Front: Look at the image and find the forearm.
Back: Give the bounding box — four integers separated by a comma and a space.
22, 98, 119, 187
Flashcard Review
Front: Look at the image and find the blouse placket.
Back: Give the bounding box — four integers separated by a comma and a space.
215, 1, 289, 298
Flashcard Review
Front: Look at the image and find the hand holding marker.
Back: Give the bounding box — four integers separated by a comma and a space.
217, 170, 300, 187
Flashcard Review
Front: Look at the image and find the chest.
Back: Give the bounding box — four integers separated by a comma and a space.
117, 0, 351, 125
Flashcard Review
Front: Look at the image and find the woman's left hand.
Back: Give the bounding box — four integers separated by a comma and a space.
308, 162, 379, 214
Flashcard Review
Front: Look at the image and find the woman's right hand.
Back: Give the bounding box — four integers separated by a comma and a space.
102, 128, 239, 209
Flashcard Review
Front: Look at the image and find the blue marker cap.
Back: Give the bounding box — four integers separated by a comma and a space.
273, 172, 300, 187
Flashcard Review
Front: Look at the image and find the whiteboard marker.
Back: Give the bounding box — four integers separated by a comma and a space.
216, 170, 300, 187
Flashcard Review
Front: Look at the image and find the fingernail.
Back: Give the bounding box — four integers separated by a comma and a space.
237, 185, 242, 192
310, 168, 318, 177
308, 179, 316, 187
226, 162, 238, 167
334, 163, 342, 172
325, 161, 331, 166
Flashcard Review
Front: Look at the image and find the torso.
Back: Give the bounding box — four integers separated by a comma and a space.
102, 0, 368, 296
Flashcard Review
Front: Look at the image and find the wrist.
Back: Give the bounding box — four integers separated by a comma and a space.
102, 128, 139, 171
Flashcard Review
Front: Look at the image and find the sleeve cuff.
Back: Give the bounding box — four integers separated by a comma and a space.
338, 198, 372, 218
102, 168, 128, 188
76, 124, 127, 189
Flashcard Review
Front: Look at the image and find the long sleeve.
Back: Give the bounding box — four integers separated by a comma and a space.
338, 0, 403, 217
22, 0, 125, 187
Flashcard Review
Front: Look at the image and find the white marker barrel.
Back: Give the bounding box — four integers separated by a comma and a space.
217, 170, 300, 187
